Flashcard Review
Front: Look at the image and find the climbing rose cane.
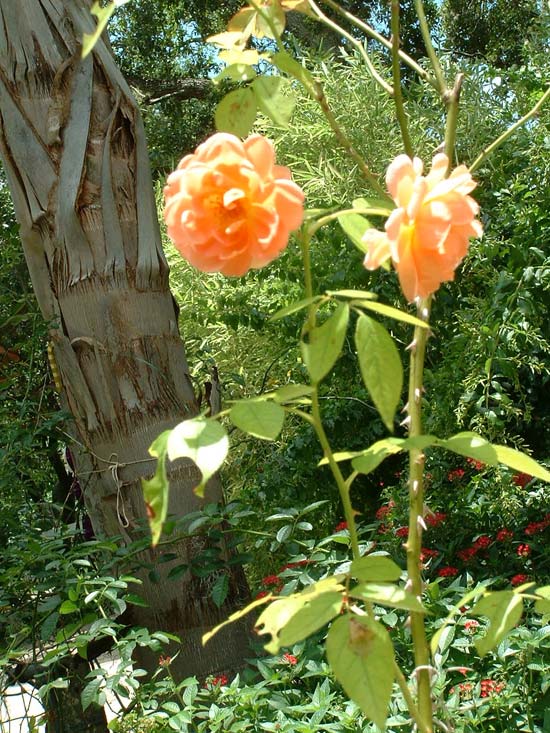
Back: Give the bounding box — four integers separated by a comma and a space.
164, 133, 305, 276
362, 153, 483, 301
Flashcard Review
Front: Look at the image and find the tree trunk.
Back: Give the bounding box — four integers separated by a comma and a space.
0, 0, 249, 689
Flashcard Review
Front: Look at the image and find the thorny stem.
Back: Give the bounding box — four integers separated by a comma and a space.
413, 0, 446, 95
394, 661, 430, 733
443, 73, 464, 166
320, 0, 439, 90
307, 0, 393, 96
469, 84, 550, 173
406, 296, 433, 733
390, 0, 413, 157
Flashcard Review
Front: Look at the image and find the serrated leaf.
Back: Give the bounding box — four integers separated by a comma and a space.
350, 556, 402, 582
327, 615, 394, 730
271, 50, 314, 86
229, 4, 286, 38
278, 592, 342, 649
211, 574, 230, 608
167, 417, 229, 498
215, 87, 257, 138
256, 576, 345, 654
338, 213, 372, 253
357, 300, 430, 328
349, 583, 425, 612
230, 400, 285, 440
301, 303, 349, 383
252, 76, 295, 127
436, 432, 550, 481
142, 430, 171, 547
534, 586, 550, 614
273, 384, 314, 402
471, 591, 524, 657
270, 295, 322, 321
355, 315, 403, 431
202, 595, 272, 645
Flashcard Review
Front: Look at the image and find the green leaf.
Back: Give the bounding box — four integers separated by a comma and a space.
436, 432, 550, 481
271, 50, 314, 86
471, 591, 524, 657
326, 615, 394, 730
215, 87, 257, 138
270, 295, 322, 320
252, 76, 295, 127
81, 678, 102, 711
349, 583, 426, 612
430, 585, 489, 655
534, 586, 550, 615
214, 63, 257, 83
327, 289, 377, 300
273, 384, 314, 403
230, 400, 285, 441
82, 1, 130, 59
337, 213, 371, 254
59, 600, 78, 615
202, 595, 272, 645
350, 556, 402, 582
353, 196, 394, 212
301, 303, 349, 383
167, 417, 229, 497
255, 576, 345, 654
356, 300, 430, 329
351, 438, 404, 474
278, 592, 343, 650
229, 4, 286, 38
141, 431, 171, 547
211, 574, 230, 608
355, 315, 403, 431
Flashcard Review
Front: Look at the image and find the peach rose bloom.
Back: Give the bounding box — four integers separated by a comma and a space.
362, 153, 483, 301
164, 133, 305, 276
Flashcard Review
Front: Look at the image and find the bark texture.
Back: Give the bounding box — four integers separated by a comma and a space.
0, 0, 249, 684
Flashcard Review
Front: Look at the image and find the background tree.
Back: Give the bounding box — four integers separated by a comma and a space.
0, 0, 249, 685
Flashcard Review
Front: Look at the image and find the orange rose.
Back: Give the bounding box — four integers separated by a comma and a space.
362, 153, 483, 301
164, 133, 305, 276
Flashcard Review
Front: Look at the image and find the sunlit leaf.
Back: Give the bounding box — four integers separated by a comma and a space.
273, 384, 314, 402
215, 87, 257, 138
327, 615, 394, 729
230, 399, 285, 440
141, 430, 171, 546
338, 213, 371, 254
202, 595, 272, 645
167, 417, 229, 497
356, 300, 430, 328
271, 295, 322, 320
349, 583, 425, 612
252, 76, 295, 127
271, 50, 314, 86
301, 303, 349, 383
355, 315, 403, 431
350, 556, 402, 582
471, 591, 523, 657
82, 1, 130, 59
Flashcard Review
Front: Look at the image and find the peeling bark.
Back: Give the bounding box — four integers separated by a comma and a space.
0, 0, 250, 687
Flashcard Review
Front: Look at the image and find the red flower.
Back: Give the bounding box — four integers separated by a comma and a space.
212, 674, 228, 686
457, 547, 477, 562
512, 472, 532, 488
496, 528, 513, 542
517, 543, 531, 558
376, 501, 395, 520
525, 519, 549, 535
282, 653, 298, 665
447, 468, 465, 481
466, 457, 484, 470
473, 535, 492, 550
480, 679, 505, 697
334, 521, 348, 532
395, 526, 409, 538
426, 511, 447, 528
262, 574, 282, 586
464, 619, 479, 632
511, 574, 529, 587
158, 655, 172, 667
280, 559, 311, 571
255, 590, 269, 599
438, 566, 459, 578
420, 547, 439, 562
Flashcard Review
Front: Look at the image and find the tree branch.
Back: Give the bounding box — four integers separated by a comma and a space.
125, 74, 213, 105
